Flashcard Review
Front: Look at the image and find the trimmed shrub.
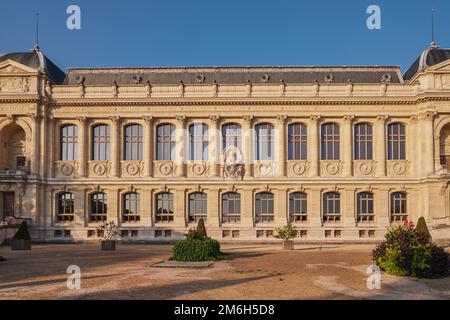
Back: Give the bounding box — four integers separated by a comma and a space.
196, 218, 207, 237
171, 230, 223, 262
13, 221, 31, 240
373, 220, 449, 278
415, 217, 432, 244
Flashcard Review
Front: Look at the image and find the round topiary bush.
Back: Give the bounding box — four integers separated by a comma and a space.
373, 220, 449, 278
171, 230, 223, 262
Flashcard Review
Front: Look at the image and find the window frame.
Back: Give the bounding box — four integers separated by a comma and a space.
323, 192, 341, 223
57, 192, 74, 222
222, 192, 241, 224
255, 123, 275, 161
356, 192, 374, 223
156, 124, 176, 161
321, 123, 340, 161
155, 192, 174, 223
289, 192, 308, 223
354, 123, 373, 161
288, 123, 307, 161
60, 124, 78, 161
255, 192, 275, 223
92, 124, 111, 161
123, 192, 140, 223
189, 123, 209, 161
90, 192, 107, 222
124, 124, 143, 161
387, 123, 406, 160
390, 192, 407, 222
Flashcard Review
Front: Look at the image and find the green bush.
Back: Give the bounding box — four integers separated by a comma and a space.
13, 221, 31, 240
415, 217, 432, 244
196, 218, 207, 237
171, 230, 223, 262
274, 224, 299, 240
373, 220, 449, 278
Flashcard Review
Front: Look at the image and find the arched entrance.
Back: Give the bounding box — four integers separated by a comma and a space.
439, 123, 450, 171
0, 123, 27, 170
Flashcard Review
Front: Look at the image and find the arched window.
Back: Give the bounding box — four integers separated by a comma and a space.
222, 192, 241, 223
354, 123, 373, 160
123, 193, 140, 222
157, 124, 176, 160
92, 124, 110, 160
222, 123, 242, 152
387, 123, 406, 160
357, 192, 374, 222
61, 125, 78, 161
189, 123, 209, 161
323, 192, 340, 223
390, 192, 407, 222
57, 192, 74, 222
289, 192, 307, 223
256, 124, 274, 160
321, 123, 340, 160
288, 123, 307, 160
155, 193, 174, 223
188, 192, 207, 223
255, 192, 274, 223
90, 192, 107, 222
124, 124, 143, 160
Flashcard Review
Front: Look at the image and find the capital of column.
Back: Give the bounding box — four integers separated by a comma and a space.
175, 115, 187, 126
309, 115, 321, 123
109, 116, 121, 124
376, 114, 388, 123
209, 115, 220, 125
243, 115, 254, 126
143, 116, 154, 125
343, 115, 355, 123
418, 111, 437, 121
76, 116, 88, 125
28, 113, 41, 123
276, 115, 288, 125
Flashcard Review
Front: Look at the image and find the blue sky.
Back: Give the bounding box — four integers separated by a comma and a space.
1, 0, 448, 73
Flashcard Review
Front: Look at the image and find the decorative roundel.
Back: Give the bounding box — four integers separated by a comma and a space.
192, 164, 206, 175
393, 162, 406, 175
261, 74, 270, 83
293, 163, 306, 175
93, 163, 106, 176
196, 74, 206, 83
75, 76, 84, 84
60, 164, 74, 176
159, 163, 172, 176
359, 162, 373, 175
324, 74, 334, 82
132, 75, 142, 84
326, 162, 339, 175
126, 163, 139, 176
260, 163, 274, 176
381, 73, 392, 82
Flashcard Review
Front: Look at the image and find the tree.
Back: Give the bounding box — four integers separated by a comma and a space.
13, 221, 31, 240
196, 218, 207, 236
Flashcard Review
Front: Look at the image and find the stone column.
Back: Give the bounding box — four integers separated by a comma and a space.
277, 188, 288, 226
208, 115, 220, 177
29, 113, 41, 176
241, 189, 254, 227
47, 115, 55, 177
308, 116, 320, 177
342, 115, 354, 177
243, 115, 254, 177
343, 189, 356, 227
109, 116, 121, 178
140, 187, 152, 225
419, 111, 437, 177
107, 188, 119, 224
143, 116, 153, 177
206, 188, 220, 227
309, 188, 322, 227
76, 116, 87, 177
276, 115, 287, 177
375, 115, 388, 177
174, 189, 186, 227
378, 188, 390, 227
175, 116, 186, 177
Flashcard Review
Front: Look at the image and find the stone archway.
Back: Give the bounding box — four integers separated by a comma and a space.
0, 123, 27, 170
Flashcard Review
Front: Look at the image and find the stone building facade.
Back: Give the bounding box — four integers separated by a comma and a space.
1, 44, 450, 242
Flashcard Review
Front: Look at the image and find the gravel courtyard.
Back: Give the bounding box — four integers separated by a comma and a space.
0, 243, 449, 300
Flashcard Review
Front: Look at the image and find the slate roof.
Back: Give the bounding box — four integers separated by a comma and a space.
403, 43, 450, 81
65, 66, 403, 86
0, 47, 66, 84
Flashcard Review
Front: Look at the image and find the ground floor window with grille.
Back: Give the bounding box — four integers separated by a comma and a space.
391, 192, 407, 222
155, 193, 174, 223
123, 192, 140, 222
222, 192, 241, 223
289, 192, 308, 222
57, 192, 74, 222
255, 192, 274, 223
90, 192, 107, 222
323, 192, 340, 223
189, 192, 207, 223
357, 192, 374, 223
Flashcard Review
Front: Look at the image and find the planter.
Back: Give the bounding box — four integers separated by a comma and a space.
282, 239, 294, 250
101, 240, 116, 251
11, 239, 31, 251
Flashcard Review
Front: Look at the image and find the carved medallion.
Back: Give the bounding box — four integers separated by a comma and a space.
192, 163, 206, 175
393, 162, 406, 175
359, 162, 373, 176
259, 162, 275, 176
93, 163, 106, 176
292, 163, 306, 175
326, 162, 339, 175
60, 164, 74, 176
159, 163, 173, 176
126, 163, 139, 176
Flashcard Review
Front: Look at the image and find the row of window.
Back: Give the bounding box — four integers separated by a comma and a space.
56, 191, 408, 224
60, 122, 407, 162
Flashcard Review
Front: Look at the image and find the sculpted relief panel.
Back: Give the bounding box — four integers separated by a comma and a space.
0, 77, 36, 94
